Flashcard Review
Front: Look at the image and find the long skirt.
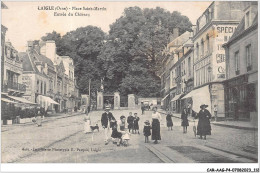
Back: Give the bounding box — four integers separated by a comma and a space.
84, 120, 92, 133
167, 120, 173, 127
197, 119, 211, 136
152, 119, 161, 140
181, 119, 189, 126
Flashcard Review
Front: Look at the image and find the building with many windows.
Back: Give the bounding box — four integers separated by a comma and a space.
19, 41, 56, 112
223, 2, 258, 121
19, 40, 80, 113
169, 33, 193, 113
186, 1, 251, 116
159, 29, 192, 111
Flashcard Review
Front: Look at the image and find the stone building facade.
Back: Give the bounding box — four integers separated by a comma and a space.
190, 1, 251, 116
223, 2, 258, 121
19, 40, 80, 113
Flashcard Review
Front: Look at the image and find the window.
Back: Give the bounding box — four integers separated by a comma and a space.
206, 35, 210, 54
44, 82, 46, 95
235, 51, 240, 73
188, 57, 191, 76
245, 11, 250, 29
246, 44, 252, 69
201, 40, 204, 58
40, 81, 43, 94
183, 61, 186, 75
196, 43, 199, 61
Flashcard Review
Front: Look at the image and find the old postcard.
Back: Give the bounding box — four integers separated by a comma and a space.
1, 0, 259, 172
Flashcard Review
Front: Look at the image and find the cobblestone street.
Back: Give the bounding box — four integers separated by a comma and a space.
1, 109, 258, 163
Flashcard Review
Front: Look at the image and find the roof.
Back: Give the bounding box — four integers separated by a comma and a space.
19, 50, 53, 77
224, 13, 258, 47
167, 31, 191, 49
19, 52, 34, 72
33, 50, 54, 67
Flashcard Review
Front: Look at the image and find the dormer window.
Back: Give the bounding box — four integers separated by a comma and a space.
245, 11, 250, 29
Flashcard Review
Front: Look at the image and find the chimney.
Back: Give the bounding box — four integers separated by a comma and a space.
33, 40, 40, 54
45, 40, 56, 64
27, 40, 33, 52
170, 27, 179, 42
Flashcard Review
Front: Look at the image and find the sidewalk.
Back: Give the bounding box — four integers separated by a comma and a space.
1, 111, 83, 132
158, 109, 258, 130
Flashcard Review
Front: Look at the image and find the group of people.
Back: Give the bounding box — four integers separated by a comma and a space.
101, 106, 131, 146
100, 106, 163, 146
85, 103, 212, 147
165, 103, 212, 140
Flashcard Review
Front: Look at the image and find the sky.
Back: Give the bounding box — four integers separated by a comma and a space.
2, 1, 212, 52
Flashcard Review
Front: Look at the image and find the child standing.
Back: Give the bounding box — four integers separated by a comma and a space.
36, 110, 42, 127
133, 113, 140, 134
166, 110, 173, 131
143, 120, 151, 143
127, 112, 134, 133
181, 108, 189, 133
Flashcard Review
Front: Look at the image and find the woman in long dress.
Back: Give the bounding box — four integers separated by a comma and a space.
195, 104, 212, 140
151, 107, 161, 144
84, 112, 92, 133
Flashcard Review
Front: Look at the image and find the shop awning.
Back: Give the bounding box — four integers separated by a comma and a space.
161, 94, 170, 102
38, 95, 59, 105
1, 98, 18, 104
170, 94, 182, 102
181, 85, 211, 113
7, 95, 37, 105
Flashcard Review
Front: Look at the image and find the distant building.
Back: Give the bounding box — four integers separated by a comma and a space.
159, 29, 193, 112
40, 40, 80, 112
19, 41, 56, 112
223, 2, 258, 121
3, 41, 25, 96
1, 2, 8, 92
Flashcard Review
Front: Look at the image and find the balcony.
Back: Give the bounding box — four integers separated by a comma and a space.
3, 80, 26, 93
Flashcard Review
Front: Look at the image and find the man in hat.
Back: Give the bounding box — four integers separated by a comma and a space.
195, 104, 212, 140
101, 105, 115, 145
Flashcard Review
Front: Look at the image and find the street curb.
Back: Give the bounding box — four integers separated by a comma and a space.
2, 112, 83, 128
211, 122, 258, 131
159, 111, 258, 131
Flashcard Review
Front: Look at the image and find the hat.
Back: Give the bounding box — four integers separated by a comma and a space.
120, 115, 126, 119
105, 106, 111, 110
200, 104, 208, 109
144, 120, 150, 125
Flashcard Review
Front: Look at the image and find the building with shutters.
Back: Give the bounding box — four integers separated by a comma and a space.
223, 2, 258, 122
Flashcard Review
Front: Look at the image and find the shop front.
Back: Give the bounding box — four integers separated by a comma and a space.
224, 74, 256, 121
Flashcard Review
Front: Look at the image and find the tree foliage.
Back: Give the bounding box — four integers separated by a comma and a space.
41, 7, 192, 98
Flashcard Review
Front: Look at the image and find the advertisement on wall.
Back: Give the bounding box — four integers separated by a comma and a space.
22, 75, 32, 93
213, 25, 237, 80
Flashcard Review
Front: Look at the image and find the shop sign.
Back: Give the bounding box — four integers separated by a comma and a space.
22, 76, 32, 93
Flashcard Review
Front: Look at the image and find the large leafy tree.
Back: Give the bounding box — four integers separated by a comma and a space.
99, 7, 192, 97
41, 7, 192, 98
42, 26, 106, 100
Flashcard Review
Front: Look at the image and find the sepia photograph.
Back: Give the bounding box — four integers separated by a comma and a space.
0, 0, 259, 172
